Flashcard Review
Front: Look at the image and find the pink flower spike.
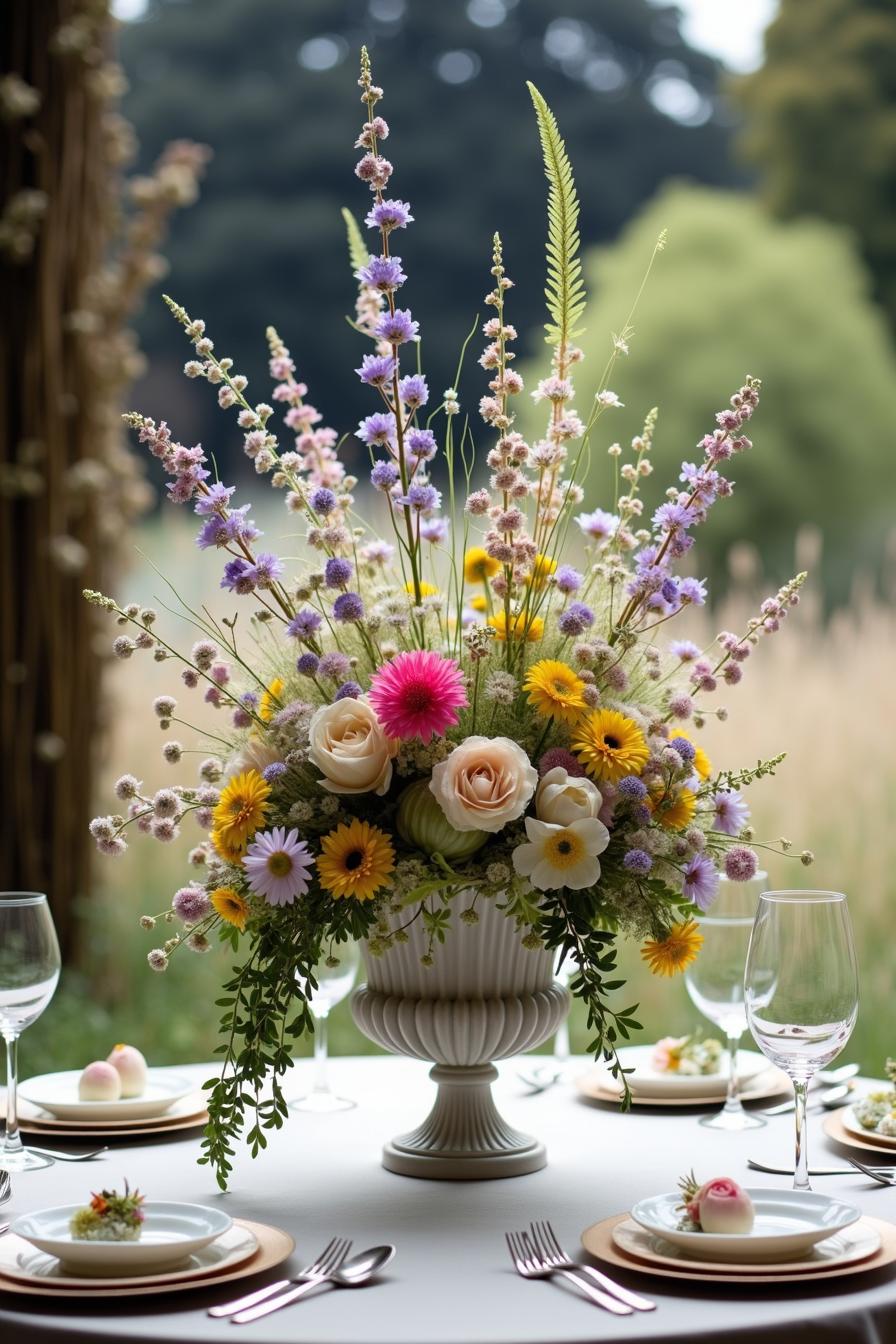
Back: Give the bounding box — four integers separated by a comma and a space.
368, 650, 468, 741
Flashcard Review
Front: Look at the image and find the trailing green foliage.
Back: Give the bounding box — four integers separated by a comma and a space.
527, 82, 586, 350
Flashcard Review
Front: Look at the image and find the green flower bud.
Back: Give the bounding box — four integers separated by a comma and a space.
395, 779, 488, 861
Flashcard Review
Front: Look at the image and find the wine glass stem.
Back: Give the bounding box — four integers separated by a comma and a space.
3, 1035, 22, 1155
723, 1031, 742, 1113
793, 1077, 811, 1190
554, 1016, 570, 1065
313, 1012, 330, 1094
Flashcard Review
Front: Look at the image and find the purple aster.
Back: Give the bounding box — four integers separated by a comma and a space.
172, 885, 211, 924
221, 505, 260, 546
296, 652, 320, 676
670, 640, 701, 662
617, 776, 648, 801
220, 557, 255, 594
196, 514, 228, 550
324, 556, 353, 588
682, 854, 719, 911
262, 762, 287, 783
420, 515, 449, 544
356, 412, 397, 447
365, 198, 414, 231
375, 308, 419, 346
558, 602, 594, 636
555, 565, 583, 594
576, 508, 619, 540
397, 482, 440, 513
724, 845, 758, 882
286, 608, 322, 641
334, 681, 363, 700
406, 427, 437, 462
194, 482, 235, 515
370, 460, 399, 491
661, 577, 680, 605
713, 790, 750, 836
244, 826, 313, 907
318, 651, 352, 681
653, 500, 698, 535
247, 552, 283, 589
333, 591, 364, 622
356, 352, 397, 387
310, 487, 337, 515
679, 577, 707, 606
670, 736, 696, 764
357, 254, 407, 291
398, 373, 428, 408
623, 849, 653, 876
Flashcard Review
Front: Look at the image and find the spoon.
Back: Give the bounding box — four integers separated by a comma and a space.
231, 1245, 396, 1325
816, 1063, 860, 1086
760, 1083, 852, 1117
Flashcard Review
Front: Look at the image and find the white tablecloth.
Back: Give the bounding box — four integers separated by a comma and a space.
2, 1057, 895, 1344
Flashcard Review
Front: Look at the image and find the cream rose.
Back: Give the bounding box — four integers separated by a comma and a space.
535, 767, 603, 827
430, 735, 537, 833
308, 697, 398, 796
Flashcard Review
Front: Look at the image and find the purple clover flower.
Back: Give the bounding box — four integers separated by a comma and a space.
375, 308, 419, 346
194, 482, 235, 515
623, 849, 653, 876
296, 652, 320, 676
310, 487, 337, 515
670, 640, 701, 662
247, 552, 283, 589
365, 198, 413, 231
398, 373, 428, 408
724, 845, 758, 882
357, 255, 407, 292
670, 736, 696, 764
356, 353, 397, 387
286, 609, 322, 641
576, 508, 619, 539
555, 565, 583, 594
406, 427, 437, 462
333, 592, 364, 622
397, 482, 440, 513
370, 460, 399, 491
558, 602, 594, 636
356, 412, 396, 447
262, 762, 287, 783
617, 776, 648, 801
420, 516, 449, 544
334, 681, 363, 700
318, 651, 352, 681
679, 577, 707, 606
220, 558, 255, 594
324, 556, 353, 588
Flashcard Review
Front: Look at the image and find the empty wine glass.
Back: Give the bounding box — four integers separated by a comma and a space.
685, 871, 768, 1130
745, 890, 858, 1190
290, 941, 360, 1113
0, 893, 61, 1172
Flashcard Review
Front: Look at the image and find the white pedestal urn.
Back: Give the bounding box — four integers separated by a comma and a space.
351, 897, 570, 1179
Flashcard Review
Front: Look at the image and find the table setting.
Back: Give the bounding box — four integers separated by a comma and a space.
5, 38, 896, 1344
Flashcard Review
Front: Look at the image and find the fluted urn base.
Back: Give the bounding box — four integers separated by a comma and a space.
351, 896, 569, 1180
382, 1063, 545, 1179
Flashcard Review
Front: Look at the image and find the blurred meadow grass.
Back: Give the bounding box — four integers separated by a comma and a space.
26, 515, 896, 1078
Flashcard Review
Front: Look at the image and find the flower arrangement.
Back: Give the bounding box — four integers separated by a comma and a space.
85, 51, 810, 1187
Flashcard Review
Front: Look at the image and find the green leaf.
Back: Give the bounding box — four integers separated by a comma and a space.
341, 206, 370, 277
527, 82, 586, 349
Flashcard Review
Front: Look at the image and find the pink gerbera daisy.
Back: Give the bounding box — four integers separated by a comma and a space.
368, 650, 468, 741
243, 826, 313, 907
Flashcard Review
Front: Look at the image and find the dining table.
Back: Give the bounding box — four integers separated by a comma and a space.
2, 1054, 895, 1344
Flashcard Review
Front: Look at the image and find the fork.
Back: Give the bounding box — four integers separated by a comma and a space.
505, 1230, 633, 1315
748, 1158, 896, 1177
529, 1220, 655, 1312
26, 1146, 108, 1163
846, 1157, 896, 1186
207, 1235, 351, 1318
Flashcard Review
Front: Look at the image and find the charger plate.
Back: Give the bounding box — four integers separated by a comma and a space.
581, 1213, 896, 1285
824, 1109, 896, 1157
0, 1219, 293, 1299
575, 1067, 790, 1108
15, 1092, 207, 1132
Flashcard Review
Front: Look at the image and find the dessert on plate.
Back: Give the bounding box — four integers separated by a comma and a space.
69, 1184, 145, 1241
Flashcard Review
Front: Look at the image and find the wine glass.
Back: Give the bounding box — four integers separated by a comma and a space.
0, 893, 61, 1172
290, 941, 360, 1113
685, 871, 768, 1130
745, 890, 858, 1190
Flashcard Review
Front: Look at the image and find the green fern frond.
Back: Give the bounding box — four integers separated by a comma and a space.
340, 206, 370, 277
527, 82, 586, 349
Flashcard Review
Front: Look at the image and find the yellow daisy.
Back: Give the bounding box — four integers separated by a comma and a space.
210, 827, 249, 865
491, 610, 544, 642
641, 919, 704, 977
469, 594, 488, 613
212, 769, 271, 849
571, 708, 649, 783
405, 579, 439, 598
523, 659, 587, 725
210, 886, 250, 933
671, 729, 712, 781
259, 676, 284, 722
648, 785, 697, 831
528, 553, 557, 590
317, 818, 396, 902
464, 547, 500, 584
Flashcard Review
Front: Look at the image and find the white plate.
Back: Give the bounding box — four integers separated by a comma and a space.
841, 1103, 896, 1149
612, 1216, 882, 1275
18, 1069, 194, 1121
10, 1202, 233, 1277
595, 1045, 768, 1099
630, 1189, 861, 1263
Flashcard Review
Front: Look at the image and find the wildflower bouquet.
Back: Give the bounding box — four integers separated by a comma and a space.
85, 51, 809, 1187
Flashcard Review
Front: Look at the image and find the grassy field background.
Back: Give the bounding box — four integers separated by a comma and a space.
24, 516, 896, 1081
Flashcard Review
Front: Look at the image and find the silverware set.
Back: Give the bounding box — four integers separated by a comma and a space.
506, 1219, 655, 1315
748, 1157, 896, 1178
208, 1235, 395, 1324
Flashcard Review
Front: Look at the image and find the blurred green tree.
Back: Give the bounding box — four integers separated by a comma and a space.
737, 0, 896, 335
118, 0, 743, 466
519, 184, 896, 602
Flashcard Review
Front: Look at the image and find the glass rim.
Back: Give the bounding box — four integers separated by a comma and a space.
0, 892, 49, 907
758, 889, 846, 904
